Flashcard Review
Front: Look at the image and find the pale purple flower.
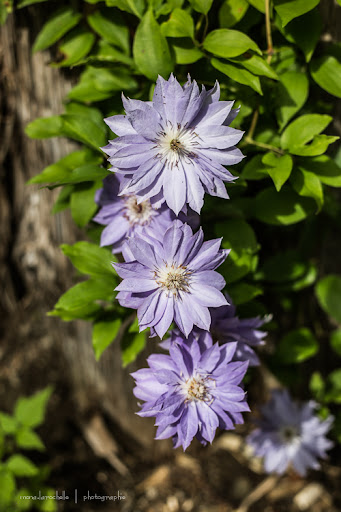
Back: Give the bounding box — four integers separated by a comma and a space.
247, 389, 334, 476
114, 222, 229, 338
132, 338, 249, 450
102, 74, 244, 215
160, 295, 267, 366
93, 175, 198, 253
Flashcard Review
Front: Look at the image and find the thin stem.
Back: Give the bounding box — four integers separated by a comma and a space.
246, 108, 259, 141
202, 14, 209, 41
265, 0, 273, 64
243, 136, 285, 155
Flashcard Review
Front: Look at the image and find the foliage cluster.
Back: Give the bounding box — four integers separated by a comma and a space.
2, 0, 341, 445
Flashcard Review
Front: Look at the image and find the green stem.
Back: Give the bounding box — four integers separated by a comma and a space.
265, 0, 273, 64
243, 136, 284, 155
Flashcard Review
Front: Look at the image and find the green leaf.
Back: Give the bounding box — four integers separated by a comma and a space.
15, 488, 34, 511
25, 116, 64, 139
33, 7, 82, 53
310, 56, 341, 98
0, 470, 15, 507
298, 155, 341, 188
105, 0, 145, 18
246, 0, 265, 13
28, 149, 102, 185
281, 8, 321, 62
274, 0, 319, 27
87, 8, 129, 53
61, 242, 116, 278
228, 282, 263, 305
277, 328, 319, 363
70, 181, 101, 228
212, 58, 262, 94
93, 315, 121, 360
242, 154, 268, 180
188, 0, 213, 14
309, 371, 325, 400
49, 302, 101, 321
133, 9, 174, 80
51, 185, 73, 214
275, 71, 309, 130
325, 369, 341, 403
161, 8, 194, 39
253, 187, 315, 225
280, 114, 332, 150
16, 429, 45, 451
262, 152, 293, 192
316, 275, 341, 324
204, 29, 261, 58
170, 39, 204, 64
121, 322, 146, 367
17, 0, 48, 7
68, 66, 138, 102
235, 54, 278, 79
291, 167, 323, 211
51, 278, 115, 313
216, 219, 258, 283
61, 114, 107, 151
14, 387, 52, 428
258, 250, 308, 283
6, 455, 39, 477
64, 102, 104, 126
0, 413, 17, 434
56, 165, 109, 185
219, 0, 249, 28
330, 329, 341, 357
289, 135, 339, 157
53, 28, 95, 67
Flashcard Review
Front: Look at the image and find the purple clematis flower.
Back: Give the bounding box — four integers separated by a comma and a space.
93, 174, 199, 253
160, 295, 267, 366
102, 74, 244, 215
132, 338, 249, 450
114, 221, 229, 338
247, 389, 334, 476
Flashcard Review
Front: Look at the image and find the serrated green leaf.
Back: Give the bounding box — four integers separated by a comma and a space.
87, 8, 129, 53
133, 9, 174, 80
253, 187, 315, 225
316, 275, 341, 324
93, 315, 121, 360
291, 167, 323, 211
53, 28, 95, 68
14, 387, 52, 428
310, 55, 341, 98
170, 39, 204, 64
298, 156, 341, 187
70, 181, 101, 228
161, 8, 194, 39
277, 328, 318, 363
330, 329, 341, 357
212, 58, 262, 94
6, 455, 39, 477
219, 0, 249, 28
281, 8, 321, 62
16, 429, 45, 451
204, 29, 261, 58
274, 0, 319, 27
0, 470, 15, 506
0, 413, 17, 434
188, 0, 213, 14
262, 152, 293, 191
276, 71, 309, 130
33, 7, 82, 53
61, 242, 116, 278
280, 114, 332, 151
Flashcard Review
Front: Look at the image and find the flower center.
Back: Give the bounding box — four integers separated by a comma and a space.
154, 263, 191, 297
279, 425, 300, 444
123, 196, 154, 226
155, 122, 199, 168
184, 374, 214, 403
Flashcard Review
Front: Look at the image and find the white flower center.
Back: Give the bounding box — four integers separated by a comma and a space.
154, 263, 191, 297
279, 425, 300, 444
123, 196, 154, 226
183, 374, 214, 403
155, 122, 199, 168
